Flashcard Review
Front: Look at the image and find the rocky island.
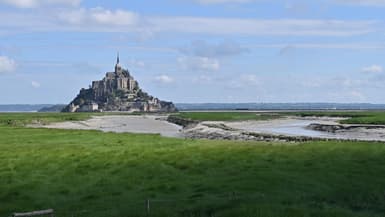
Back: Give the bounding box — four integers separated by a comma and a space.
62, 54, 177, 112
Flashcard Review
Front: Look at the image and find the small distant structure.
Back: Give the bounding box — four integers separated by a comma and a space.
76, 102, 99, 112
62, 53, 176, 113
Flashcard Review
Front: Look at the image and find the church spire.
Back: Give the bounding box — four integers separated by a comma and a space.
115, 52, 121, 73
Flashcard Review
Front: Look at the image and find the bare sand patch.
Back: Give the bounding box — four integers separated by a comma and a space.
33, 115, 183, 138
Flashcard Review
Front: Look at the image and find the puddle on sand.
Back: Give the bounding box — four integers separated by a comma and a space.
229, 119, 344, 138
226, 118, 385, 141
262, 120, 329, 137
255, 120, 333, 138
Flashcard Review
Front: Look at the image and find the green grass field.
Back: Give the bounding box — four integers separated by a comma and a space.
173, 112, 282, 121
0, 112, 98, 126
176, 111, 385, 125
1, 112, 385, 217
290, 111, 385, 125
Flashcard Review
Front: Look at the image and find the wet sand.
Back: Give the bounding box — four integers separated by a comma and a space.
225, 117, 385, 141
226, 117, 343, 137
34, 115, 183, 138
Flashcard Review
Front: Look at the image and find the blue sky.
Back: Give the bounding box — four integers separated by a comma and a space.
1, 0, 385, 104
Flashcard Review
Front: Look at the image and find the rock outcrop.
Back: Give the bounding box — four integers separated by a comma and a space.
62, 54, 177, 113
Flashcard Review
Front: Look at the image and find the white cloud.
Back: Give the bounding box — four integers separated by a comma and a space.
180, 40, 249, 58
240, 74, 260, 86
226, 74, 260, 89
154, 75, 174, 84
362, 65, 383, 73
349, 90, 365, 100
0, 9, 377, 37
57, 7, 140, 26
0, 56, 16, 73
128, 59, 146, 68
334, 0, 385, 6
152, 17, 376, 36
301, 80, 322, 88
269, 43, 385, 50
31, 81, 41, 88
279, 45, 296, 55
178, 56, 220, 71
0, 0, 81, 8
195, 75, 212, 82
189, 0, 254, 4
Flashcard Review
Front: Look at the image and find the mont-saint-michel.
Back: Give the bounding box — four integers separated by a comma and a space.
62, 54, 176, 113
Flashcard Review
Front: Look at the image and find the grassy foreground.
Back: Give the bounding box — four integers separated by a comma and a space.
1, 113, 385, 217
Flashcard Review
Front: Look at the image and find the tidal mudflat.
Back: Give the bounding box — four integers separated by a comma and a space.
33, 113, 385, 141
32, 115, 183, 137
225, 116, 385, 141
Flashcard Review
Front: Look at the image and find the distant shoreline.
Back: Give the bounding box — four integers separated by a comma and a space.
2, 103, 385, 112
0, 111, 38, 113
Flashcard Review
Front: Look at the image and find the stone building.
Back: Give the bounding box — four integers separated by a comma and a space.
91, 54, 138, 99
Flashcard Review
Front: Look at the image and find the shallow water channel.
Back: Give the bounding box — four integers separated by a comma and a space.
226, 117, 385, 141
253, 119, 329, 137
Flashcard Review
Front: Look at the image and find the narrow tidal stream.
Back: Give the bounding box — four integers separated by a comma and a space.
226, 117, 385, 141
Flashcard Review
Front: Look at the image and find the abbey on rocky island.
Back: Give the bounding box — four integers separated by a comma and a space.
62, 54, 177, 112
